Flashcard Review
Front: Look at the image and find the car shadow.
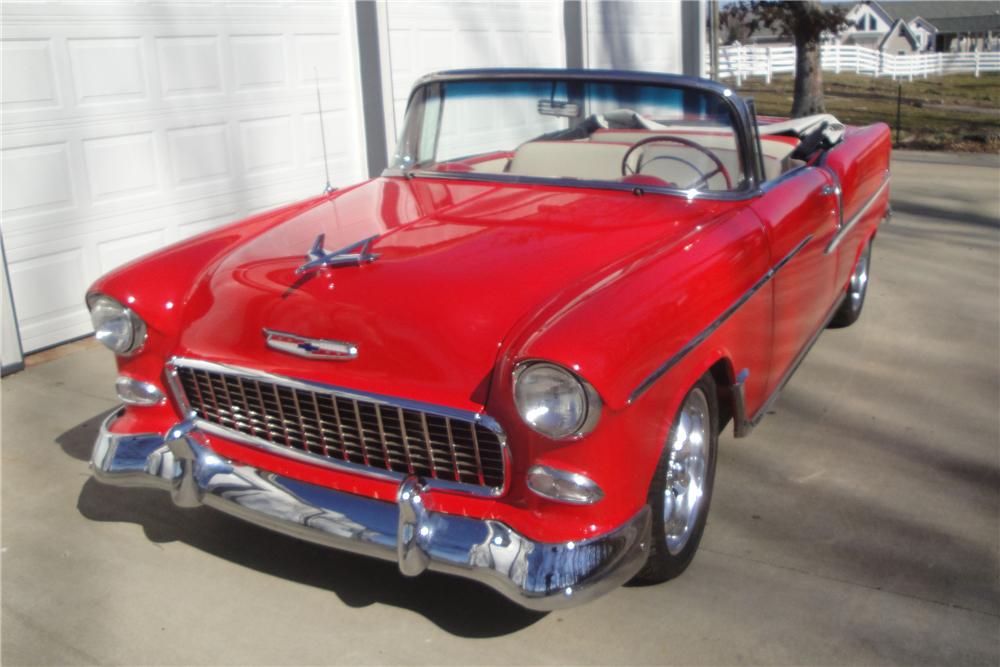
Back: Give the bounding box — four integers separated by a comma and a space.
59, 412, 547, 637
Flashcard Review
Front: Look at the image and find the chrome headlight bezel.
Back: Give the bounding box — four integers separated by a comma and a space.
512, 361, 602, 440
86, 293, 147, 356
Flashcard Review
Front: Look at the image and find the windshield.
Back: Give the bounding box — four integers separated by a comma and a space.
391, 78, 747, 194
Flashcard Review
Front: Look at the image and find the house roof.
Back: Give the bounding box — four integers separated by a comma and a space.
847, 1, 1000, 33
878, 18, 920, 49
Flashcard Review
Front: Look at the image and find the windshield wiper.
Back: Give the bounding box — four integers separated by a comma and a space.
295, 233, 380, 274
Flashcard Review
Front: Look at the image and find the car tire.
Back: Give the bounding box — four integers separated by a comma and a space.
633, 373, 719, 584
829, 239, 873, 328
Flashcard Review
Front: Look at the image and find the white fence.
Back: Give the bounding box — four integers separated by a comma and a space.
717, 44, 1000, 83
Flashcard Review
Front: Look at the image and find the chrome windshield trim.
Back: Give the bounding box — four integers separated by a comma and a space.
628, 234, 813, 404
163, 357, 510, 498
392, 67, 764, 197
381, 170, 761, 202
825, 174, 890, 254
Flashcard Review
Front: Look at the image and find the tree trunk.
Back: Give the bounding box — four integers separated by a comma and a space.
792, 37, 825, 117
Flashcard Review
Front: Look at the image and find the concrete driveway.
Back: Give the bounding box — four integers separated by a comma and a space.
3, 152, 998, 666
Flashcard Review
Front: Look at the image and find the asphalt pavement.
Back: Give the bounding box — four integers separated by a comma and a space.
2, 150, 998, 665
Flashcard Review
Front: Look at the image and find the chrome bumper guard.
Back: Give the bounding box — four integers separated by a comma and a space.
91, 409, 651, 610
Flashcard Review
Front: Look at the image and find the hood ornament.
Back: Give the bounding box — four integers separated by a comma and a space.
296, 233, 380, 274
264, 329, 358, 361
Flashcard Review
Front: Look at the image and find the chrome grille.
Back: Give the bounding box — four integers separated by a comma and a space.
171, 363, 506, 491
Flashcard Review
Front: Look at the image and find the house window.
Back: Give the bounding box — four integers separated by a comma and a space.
868, 15, 877, 31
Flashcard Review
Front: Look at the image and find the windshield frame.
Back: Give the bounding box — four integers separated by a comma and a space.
384, 68, 764, 201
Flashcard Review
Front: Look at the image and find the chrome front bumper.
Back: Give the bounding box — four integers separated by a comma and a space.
91, 409, 651, 610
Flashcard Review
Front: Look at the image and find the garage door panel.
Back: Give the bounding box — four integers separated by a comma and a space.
294, 33, 345, 85
166, 123, 232, 186
1, 39, 61, 111
1, 142, 76, 217
7, 247, 86, 330
2, 1, 367, 352
97, 228, 167, 276
238, 115, 294, 175
300, 109, 353, 166
156, 36, 224, 98
68, 37, 149, 105
83, 131, 161, 202
585, 0, 682, 72
230, 34, 288, 91
384, 0, 565, 152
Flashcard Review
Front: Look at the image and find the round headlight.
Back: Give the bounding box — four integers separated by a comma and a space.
87, 294, 146, 355
513, 362, 601, 439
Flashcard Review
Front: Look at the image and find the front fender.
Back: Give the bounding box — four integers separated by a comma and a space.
483, 204, 771, 531
500, 205, 768, 411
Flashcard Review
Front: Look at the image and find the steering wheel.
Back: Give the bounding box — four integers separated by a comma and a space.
621, 135, 732, 190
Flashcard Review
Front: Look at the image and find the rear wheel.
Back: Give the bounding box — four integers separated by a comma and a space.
633, 374, 719, 584
830, 239, 873, 328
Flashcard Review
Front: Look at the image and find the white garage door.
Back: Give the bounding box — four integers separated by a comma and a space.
1, 1, 367, 352
585, 0, 684, 73
381, 0, 566, 147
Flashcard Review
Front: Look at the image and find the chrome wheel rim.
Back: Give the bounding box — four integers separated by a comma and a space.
663, 388, 710, 555
848, 246, 870, 310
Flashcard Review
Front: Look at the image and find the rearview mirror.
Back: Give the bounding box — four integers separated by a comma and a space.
537, 99, 580, 118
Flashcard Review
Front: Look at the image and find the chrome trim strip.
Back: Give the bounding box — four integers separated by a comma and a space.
91, 409, 651, 611
164, 357, 510, 498
385, 169, 760, 202
732, 368, 753, 438
628, 234, 813, 404
825, 175, 890, 254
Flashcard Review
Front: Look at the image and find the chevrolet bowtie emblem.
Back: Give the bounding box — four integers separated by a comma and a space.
263, 329, 358, 361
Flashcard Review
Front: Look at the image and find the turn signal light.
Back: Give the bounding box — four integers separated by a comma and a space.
116, 377, 164, 406
526, 465, 604, 505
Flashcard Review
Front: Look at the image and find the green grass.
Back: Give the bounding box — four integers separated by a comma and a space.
738, 72, 1000, 152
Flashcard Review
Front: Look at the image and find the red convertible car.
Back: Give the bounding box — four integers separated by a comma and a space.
89, 69, 890, 609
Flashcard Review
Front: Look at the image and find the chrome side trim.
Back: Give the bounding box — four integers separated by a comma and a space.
91, 409, 651, 611
825, 175, 890, 254
163, 357, 510, 498
732, 368, 753, 438
628, 234, 813, 405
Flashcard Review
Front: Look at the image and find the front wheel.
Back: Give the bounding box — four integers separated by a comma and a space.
633, 374, 719, 584
829, 239, 873, 328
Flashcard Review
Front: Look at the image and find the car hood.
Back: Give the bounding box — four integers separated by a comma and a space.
175, 177, 737, 410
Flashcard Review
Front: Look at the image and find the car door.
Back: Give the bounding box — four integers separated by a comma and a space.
750, 168, 841, 396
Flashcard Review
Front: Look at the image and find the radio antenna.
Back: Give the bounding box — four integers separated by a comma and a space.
315, 67, 334, 194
